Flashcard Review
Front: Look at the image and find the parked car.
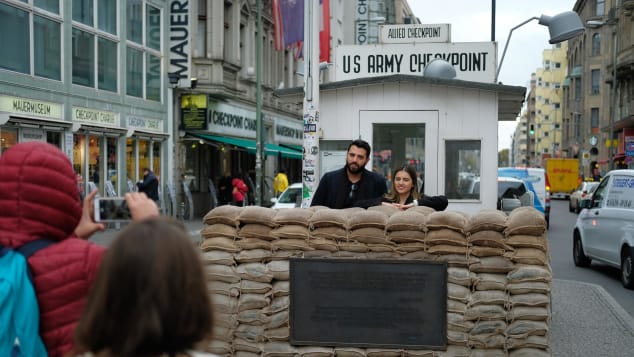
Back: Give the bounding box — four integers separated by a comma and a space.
498, 167, 550, 228
573, 170, 634, 289
270, 183, 302, 209
569, 181, 599, 213
497, 177, 534, 213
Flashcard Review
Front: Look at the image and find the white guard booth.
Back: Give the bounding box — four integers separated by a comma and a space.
275, 74, 524, 214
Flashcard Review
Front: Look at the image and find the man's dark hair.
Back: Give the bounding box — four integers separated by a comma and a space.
347, 139, 371, 157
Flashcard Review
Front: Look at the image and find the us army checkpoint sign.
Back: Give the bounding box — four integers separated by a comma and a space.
335, 42, 497, 83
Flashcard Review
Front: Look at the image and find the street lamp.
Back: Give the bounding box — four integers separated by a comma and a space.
495, 11, 585, 83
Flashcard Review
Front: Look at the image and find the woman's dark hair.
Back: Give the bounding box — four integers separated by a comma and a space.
385, 164, 420, 202
347, 139, 372, 158
74, 217, 213, 357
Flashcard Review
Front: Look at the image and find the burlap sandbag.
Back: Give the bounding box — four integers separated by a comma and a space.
261, 342, 297, 356
236, 262, 274, 283
333, 347, 367, 357
408, 205, 436, 216
366, 349, 402, 357
235, 249, 272, 263
211, 325, 234, 342
469, 246, 506, 258
508, 306, 550, 321
270, 250, 305, 260
467, 230, 512, 249
366, 251, 400, 259
436, 346, 470, 357
206, 340, 233, 355
272, 239, 313, 251
308, 238, 339, 252
507, 266, 552, 283
303, 250, 335, 258
212, 312, 238, 329
436, 253, 469, 267
297, 346, 334, 357
235, 351, 260, 357
426, 211, 468, 233
507, 282, 550, 295
270, 281, 290, 297
348, 210, 389, 229
210, 293, 238, 314
510, 248, 549, 266
388, 230, 426, 243
234, 338, 262, 353
204, 264, 240, 283
235, 238, 273, 251
468, 333, 506, 349
309, 208, 349, 228
201, 251, 235, 266
238, 223, 275, 240
506, 335, 549, 350
465, 209, 507, 233
469, 256, 514, 273
234, 324, 265, 343
469, 290, 508, 306
447, 312, 475, 332
203, 205, 241, 226
267, 260, 289, 280
506, 234, 549, 252
402, 251, 433, 260
447, 299, 467, 314
367, 243, 397, 252
207, 281, 240, 297
237, 308, 271, 325
403, 350, 434, 357
348, 227, 389, 244
448, 283, 471, 302
386, 210, 426, 231
464, 304, 506, 321
338, 241, 370, 253
473, 273, 507, 291
427, 244, 467, 255
201, 223, 237, 239
469, 349, 506, 357
239, 206, 278, 227
264, 296, 290, 314
310, 226, 347, 241
271, 225, 310, 240
264, 326, 289, 341
470, 319, 507, 335
447, 330, 468, 346
273, 208, 313, 227
426, 229, 467, 246
396, 242, 426, 253
504, 206, 547, 236
240, 280, 272, 294
367, 204, 401, 216
200, 237, 240, 253
448, 267, 473, 287
506, 320, 549, 338
509, 293, 550, 307
238, 293, 270, 311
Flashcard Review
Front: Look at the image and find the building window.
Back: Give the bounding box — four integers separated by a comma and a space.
591, 69, 600, 95
553, 103, 560, 109
125, 1, 162, 102
592, 33, 601, 56
596, 0, 605, 16
591, 108, 599, 129
0, 1, 62, 80
555, 62, 561, 68
72, 0, 119, 91
445, 140, 481, 200
574, 78, 582, 101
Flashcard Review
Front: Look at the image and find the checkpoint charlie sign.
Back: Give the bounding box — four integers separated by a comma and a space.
335, 42, 497, 83
380, 24, 451, 44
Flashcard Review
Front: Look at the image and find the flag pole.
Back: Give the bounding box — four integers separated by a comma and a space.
301, 0, 321, 207
255, 0, 263, 206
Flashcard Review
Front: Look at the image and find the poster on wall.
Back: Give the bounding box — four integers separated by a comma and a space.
181, 94, 207, 130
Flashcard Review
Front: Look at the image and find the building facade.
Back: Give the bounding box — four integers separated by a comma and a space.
0, 0, 170, 202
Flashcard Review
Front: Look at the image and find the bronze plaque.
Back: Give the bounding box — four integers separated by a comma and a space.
290, 258, 447, 350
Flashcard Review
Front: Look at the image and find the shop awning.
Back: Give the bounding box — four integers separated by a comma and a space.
188, 133, 302, 159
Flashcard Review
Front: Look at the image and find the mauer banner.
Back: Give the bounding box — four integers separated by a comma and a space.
335, 42, 497, 83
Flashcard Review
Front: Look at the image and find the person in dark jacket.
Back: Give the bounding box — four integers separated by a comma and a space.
137, 168, 159, 201
311, 139, 387, 209
355, 164, 448, 211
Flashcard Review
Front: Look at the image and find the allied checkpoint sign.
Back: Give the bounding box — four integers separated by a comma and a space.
335, 42, 497, 83
380, 24, 451, 44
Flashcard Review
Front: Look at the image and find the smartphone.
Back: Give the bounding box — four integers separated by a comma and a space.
94, 197, 132, 222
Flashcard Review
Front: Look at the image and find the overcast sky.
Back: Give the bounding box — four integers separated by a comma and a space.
408, 0, 577, 150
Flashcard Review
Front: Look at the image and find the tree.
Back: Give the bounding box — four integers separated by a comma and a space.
498, 149, 510, 167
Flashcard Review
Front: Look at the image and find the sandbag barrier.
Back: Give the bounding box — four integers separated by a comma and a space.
200, 205, 551, 357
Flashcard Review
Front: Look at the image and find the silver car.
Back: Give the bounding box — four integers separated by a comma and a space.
573, 170, 634, 289
569, 181, 599, 214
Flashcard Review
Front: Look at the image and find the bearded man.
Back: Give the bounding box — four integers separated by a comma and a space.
311, 139, 387, 209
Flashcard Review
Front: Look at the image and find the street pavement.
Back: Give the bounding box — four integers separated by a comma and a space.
90, 218, 634, 355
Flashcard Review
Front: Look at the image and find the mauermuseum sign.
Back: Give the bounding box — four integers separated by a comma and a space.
335, 42, 497, 83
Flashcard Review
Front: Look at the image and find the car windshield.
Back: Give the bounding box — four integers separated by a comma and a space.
498, 180, 527, 199
278, 187, 301, 204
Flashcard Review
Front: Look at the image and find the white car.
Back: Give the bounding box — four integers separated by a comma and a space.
569, 181, 599, 213
270, 183, 302, 209
573, 170, 634, 289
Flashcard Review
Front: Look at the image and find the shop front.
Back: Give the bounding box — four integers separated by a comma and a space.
179, 95, 301, 214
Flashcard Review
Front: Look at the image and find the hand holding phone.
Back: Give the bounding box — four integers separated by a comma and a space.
94, 197, 132, 222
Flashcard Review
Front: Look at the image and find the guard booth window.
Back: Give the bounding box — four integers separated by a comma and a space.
445, 140, 481, 200
372, 123, 425, 192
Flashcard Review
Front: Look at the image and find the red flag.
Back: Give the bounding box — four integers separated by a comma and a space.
319, 0, 330, 63
273, 0, 283, 50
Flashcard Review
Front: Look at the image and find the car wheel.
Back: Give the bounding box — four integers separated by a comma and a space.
569, 201, 573, 212
621, 247, 634, 289
573, 233, 591, 267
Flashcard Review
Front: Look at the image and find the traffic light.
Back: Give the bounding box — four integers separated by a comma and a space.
529, 124, 535, 136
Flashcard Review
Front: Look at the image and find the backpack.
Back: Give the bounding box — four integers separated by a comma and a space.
0, 240, 54, 357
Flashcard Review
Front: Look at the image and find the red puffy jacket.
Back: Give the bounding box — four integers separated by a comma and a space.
0, 142, 106, 357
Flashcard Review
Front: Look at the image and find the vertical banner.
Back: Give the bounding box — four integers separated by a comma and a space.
169, 0, 191, 86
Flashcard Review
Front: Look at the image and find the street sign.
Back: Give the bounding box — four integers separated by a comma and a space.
582, 150, 590, 166
379, 24, 451, 44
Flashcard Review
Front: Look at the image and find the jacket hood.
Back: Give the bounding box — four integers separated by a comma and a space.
0, 142, 82, 247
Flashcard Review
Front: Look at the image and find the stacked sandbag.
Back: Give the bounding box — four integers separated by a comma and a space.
199, 205, 552, 356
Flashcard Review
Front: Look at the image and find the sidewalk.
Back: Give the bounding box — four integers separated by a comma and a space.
90, 219, 634, 355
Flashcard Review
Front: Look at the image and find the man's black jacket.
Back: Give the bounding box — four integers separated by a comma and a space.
311, 167, 387, 209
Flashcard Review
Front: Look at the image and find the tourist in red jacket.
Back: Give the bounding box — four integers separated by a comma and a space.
0, 142, 158, 357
